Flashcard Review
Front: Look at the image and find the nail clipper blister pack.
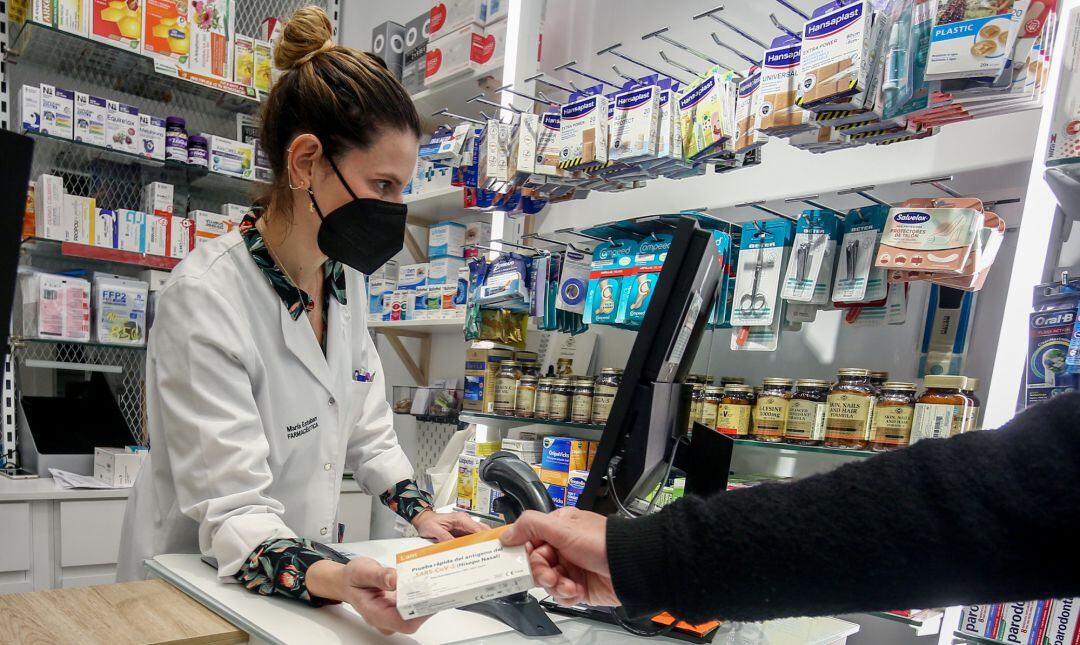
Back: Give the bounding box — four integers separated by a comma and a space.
782, 211, 841, 304
832, 205, 888, 303
730, 219, 795, 328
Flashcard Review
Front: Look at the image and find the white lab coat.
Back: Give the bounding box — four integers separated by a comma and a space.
117, 229, 414, 581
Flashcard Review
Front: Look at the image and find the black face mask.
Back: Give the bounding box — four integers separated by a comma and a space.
307, 156, 407, 275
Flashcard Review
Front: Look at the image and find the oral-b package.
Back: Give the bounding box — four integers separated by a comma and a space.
730, 219, 795, 327
619, 233, 672, 328
782, 210, 841, 304
584, 238, 636, 326
797, 0, 875, 110
559, 94, 609, 170
610, 85, 660, 162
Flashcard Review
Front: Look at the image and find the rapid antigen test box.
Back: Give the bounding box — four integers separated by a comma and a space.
396, 526, 533, 618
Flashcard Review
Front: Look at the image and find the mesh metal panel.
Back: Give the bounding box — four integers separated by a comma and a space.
414, 421, 460, 491
10, 339, 146, 445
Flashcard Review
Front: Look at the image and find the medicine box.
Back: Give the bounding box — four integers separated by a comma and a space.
484, 0, 506, 24
402, 12, 430, 94
35, 174, 65, 241
471, 17, 505, 66
18, 272, 91, 342
559, 94, 609, 170
40, 85, 74, 140
74, 92, 108, 147
90, 0, 142, 50
20, 85, 41, 134
93, 208, 118, 248
463, 347, 514, 411
105, 100, 140, 154
139, 114, 167, 161
140, 269, 170, 292
565, 469, 589, 507
456, 453, 482, 510
143, 0, 190, 64
540, 437, 590, 487
429, 222, 467, 258
56, 0, 88, 36
192, 210, 231, 246
188, 0, 234, 80
428, 257, 466, 286
1046, 9, 1080, 167
117, 210, 146, 253
425, 22, 481, 86
206, 135, 254, 179
221, 203, 248, 227
253, 39, 273, 93
1044, 598, 1080, 644
545, 484, 567, 509
610, 85, 661, 162
142, 182, 174, 218
233, 34, 254, 87
464, 221, 492, 251
757, 39, 807, 133
92, 273, 149, 345
371, 20, 406, 79
398, 263, 429, 290
473, 481, 502, 517
145, 213, 170, 257
94, 447, 147, 487
62, 195, 94, 245
797, 1, 873, 109
428, 0, 485, 41
169, 216, 194, 258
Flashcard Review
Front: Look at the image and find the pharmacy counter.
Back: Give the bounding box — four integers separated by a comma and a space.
0, 476, 131, 501
148, 538, 860, 645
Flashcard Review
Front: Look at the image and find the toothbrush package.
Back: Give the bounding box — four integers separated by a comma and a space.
730, 219, 795, 327
782, 210, 841, 304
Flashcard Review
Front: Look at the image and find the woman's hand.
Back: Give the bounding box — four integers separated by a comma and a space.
307, 558, 428, 635
411, 509, 486, 542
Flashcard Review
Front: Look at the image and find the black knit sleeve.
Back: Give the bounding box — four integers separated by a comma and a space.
607, 392, 1080, 623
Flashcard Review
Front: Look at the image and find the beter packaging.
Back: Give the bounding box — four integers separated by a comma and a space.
832, 206, 888, 302
584, 238, 636, 326
139, 114, 167, 161
610, 85, 661, 163
18, 271, 91, 342
559, 94, 609, 170
73, 92, 107, 146
925, 0, 1018, 81
92, 273, 149, 346
782, 210, 840, 304
619, 233, 672, 327
797, 1, 875, 110
105, 99, 140, 154
40, 84, 74, 140
62, 195, 94, 245
730, 219, 795, 327
117, 210, 146, 253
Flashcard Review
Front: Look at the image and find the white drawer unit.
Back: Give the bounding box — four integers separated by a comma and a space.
0, 502, 32, 595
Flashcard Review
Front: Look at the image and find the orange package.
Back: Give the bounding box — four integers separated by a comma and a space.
143, 0, 189, 63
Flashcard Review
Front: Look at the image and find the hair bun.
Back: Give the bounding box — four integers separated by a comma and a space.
275, 5, 335, 71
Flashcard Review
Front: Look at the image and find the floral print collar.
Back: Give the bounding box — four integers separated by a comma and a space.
239, 212, 347, 320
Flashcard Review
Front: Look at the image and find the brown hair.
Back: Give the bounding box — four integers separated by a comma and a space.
259, 6, 421, 211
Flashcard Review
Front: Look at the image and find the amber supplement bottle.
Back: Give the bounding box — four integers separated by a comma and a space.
962, 377, 982, 433
824, 368, 877, 449
911, 375, 969, 443
752, 378, 793, 443
717, 385, 754, 437
870, 382, 917, 451
785, 379, 830, 445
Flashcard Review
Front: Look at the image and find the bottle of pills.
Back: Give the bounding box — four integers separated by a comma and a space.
824, 368, 877, 449
720, 376, 745, 387
717, 385, 754, 438
911, 375, 969, 444
785, 379, 830, 445
701, 386, 723, 431
514, 375, 538, 418
962, 377, 981, 433
870, 371, 889, 395
688, 383, 706, 432
549, 379, 572, 422
592, 368, 622, 425
870, 382, 917, 451
187, 134, 209, 168
165, 116, 188, 162
493, 361, 521, 416
534, 377, 554, 420
571, 376, 595, 424
752, 378, 793, 442
515, 351, 540, 378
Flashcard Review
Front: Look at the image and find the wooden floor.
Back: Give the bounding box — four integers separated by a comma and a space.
0, 579, 246, 645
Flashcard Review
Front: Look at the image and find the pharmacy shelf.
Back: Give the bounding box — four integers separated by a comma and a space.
7, 21, 260, 114
22, 237, 179, 270
460, 412, 605, 438
404, 186, 469, 224
368, 318, 465, 334
954, 631, 1009, 645
1045, 161, 1080, 221
866, 611, 943, 636
24, 130, 261, 194
10, 336, 146, 351
411, 61, 504, 129
732, 439, 877, 459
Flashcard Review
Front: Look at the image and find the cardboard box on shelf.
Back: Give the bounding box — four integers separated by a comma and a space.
253, 39, 273, 93
429, 221, 467, 258
20, 85, 41, 134
233, 33, 254, 87
169, 216, 193, 258
221, 203, 247, 227
90, 0, 142, 50
56, 0, 88, 38
18, 272, 91, 342
425, 22, 483, 86
143, 0, 189, 64
142, 182, 174, 218
484, 0, 506, 24
93, 208, 118, 248
63, 195, 94, 245
40, 84, 74, 140
472, 17, 505, 67
94, 447, 147, 487
192, 210, 231, 246
139, 114, 167, 161
402, 12, 430, 94
105, 100, 140, 154
117, 210, 146, 253
145, 212, 170, 256
35, 174, 65, 241
428, 0, 485, 40
456, 453, 482, 510
74, 92, 108, 147
371, 20, 406, 79
205, 135, 253, 179
188, 0, 234, 80
463, 347, 514, 411
429, 257, 466, 286
399, 263, 430, 290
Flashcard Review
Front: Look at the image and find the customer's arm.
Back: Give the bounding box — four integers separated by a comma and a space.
607, 392, 1080, 622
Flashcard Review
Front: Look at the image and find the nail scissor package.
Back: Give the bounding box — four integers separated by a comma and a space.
782, 210, 841, 304
732, 302, 785, 352
731, 219, 794, 327
619, 233, 672, 328
584, 238, 637, 326
707, 229, 734, 328
832, 205, 888, 303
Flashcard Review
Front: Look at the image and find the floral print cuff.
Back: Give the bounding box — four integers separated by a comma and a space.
380, 478, 435, 523
236, 538, 339, 607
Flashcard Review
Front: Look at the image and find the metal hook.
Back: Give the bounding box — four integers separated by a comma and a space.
736, 201, 799, 222
524, 233, 596, 255
556, 228, 624, 247
486, 240, 547, 255
773, 0, 810, 20
611, 64, 642, 86
524, 73, 576, 95
554, 59, 622, 90
598, 42, 687, 85
910, 175, 962, 198
769, 14, 802, 41
710, 33, 761, 67
983, 197, 1022, 209
431, 109, 485, 125
496, 83, 559, 107
643, 26, 722, 67
658, 50, 706, 79
468, 93, 522, 114
838, 185, 891, 207
785, 194, 844, 215
568, 80, 598, 96
692, 6, 769, 49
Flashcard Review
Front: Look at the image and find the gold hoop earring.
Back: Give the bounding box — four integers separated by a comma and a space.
288, 177, 305, 191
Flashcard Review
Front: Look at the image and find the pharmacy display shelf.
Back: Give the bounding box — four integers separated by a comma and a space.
368, 318, 466, 334
733, 439, 877, 459
1046, 161, 1080, 220
7, 21, 260, 114
411, 60, 505, 131
866, 610, 944, 636
10, 337, 146, 352
22, 238, 180, 271
954, 631, 1010, 645
404, 186, 470, 224
25, 130, 261, 194
460, 411, 605, 438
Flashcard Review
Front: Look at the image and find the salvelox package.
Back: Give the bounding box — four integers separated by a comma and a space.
396, 526, 532, 618
559, 93, 609, 171
797, 0, 874, 110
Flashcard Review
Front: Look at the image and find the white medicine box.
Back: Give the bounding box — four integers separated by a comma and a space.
20, 85, 41, 133
35, 173, 66, 241
398, 263, 430, 291
105, 100, 140, 154
428, 0, 485, 40
94, 448, 147, 487
142, 182, 174, 217
74, 92, 108, 147
425, 22, 483, 86
63, 195, 94, 245
193, 210, 232, 247
18, 272, 91, 342
117, 210, 146, 253
206, 135, 254, 180
139, 114, 167, 161
429, 256, 465, 285
429, 221, 466, 258
40, 84, 74, 140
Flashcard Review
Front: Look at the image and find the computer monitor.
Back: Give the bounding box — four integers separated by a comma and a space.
577, 215, 730, 516
0, 131, 34, 362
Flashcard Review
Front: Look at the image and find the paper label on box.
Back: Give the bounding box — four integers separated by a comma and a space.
189, 0, 233, 79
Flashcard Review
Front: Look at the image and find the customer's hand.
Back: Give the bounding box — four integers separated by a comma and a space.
308, 558, 427, 635
499, 507, 620, 608
412, 509, 486, 542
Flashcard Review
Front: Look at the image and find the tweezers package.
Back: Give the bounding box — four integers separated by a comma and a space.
782, 210, 841, 304
832, 205, 888, 303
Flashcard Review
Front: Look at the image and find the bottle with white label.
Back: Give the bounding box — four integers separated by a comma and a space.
910, 375, 970, 445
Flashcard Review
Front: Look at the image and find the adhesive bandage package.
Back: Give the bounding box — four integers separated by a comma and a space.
396, 526, 533, 619
797, 0, 875, 110
559, 94, 609, 170
679, 72, 731, 162
609, 85, 660, 162
756, 37, 814, 136
925, 0, 1018, 81
734, 67, 767, 152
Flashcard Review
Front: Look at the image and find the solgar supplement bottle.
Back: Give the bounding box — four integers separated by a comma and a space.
785, 379, 830, 446
869, 382, 917, 451
701, 386, 723, 431
591, 368, 622, 425
717, 385, 754, 438
752, 378, 793, 442
824, 368, 877, 449
493, 361, 521, 415
910, 375, 969, 444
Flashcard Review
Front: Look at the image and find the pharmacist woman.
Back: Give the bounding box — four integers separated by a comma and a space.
117, 7, 481, 635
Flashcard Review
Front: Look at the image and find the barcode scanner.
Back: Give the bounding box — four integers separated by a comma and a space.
479, 451, 556, 522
